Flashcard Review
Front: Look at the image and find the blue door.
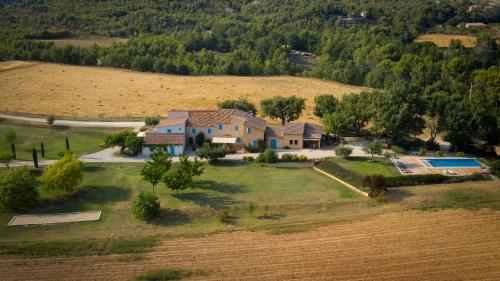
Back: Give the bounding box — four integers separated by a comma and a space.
169, 145, 175, 156
271, 139, 277, 149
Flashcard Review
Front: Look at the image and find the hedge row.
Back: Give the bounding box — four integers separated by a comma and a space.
384, 173, 491, 187
316, 161, 491, 190
315, 160, 367, 191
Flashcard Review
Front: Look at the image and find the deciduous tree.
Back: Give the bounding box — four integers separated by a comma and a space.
261, 96, 305, 126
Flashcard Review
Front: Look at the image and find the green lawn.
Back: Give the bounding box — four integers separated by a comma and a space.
0, 120, 119, 160
316, 157, 400, 190
333, 157, 400, 177
0, 162, 369, 242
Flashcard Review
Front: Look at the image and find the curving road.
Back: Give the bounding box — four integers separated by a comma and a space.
0, 114, 144, 130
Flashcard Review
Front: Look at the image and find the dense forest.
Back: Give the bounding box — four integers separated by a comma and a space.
0, 0, 499, 154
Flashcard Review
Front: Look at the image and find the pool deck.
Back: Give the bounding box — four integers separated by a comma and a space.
391, 156, 487, 176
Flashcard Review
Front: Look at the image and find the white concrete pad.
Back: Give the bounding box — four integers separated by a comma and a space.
8, 211, 101, 226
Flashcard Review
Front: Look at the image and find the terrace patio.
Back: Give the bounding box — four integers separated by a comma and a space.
391, 156, 487, 176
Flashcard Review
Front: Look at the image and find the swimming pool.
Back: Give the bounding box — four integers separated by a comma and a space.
422, 158, 483, 168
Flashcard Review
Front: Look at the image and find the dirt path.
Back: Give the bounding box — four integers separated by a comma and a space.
1, 209, 499, 280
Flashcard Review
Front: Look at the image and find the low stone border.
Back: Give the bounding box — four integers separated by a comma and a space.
313, 166, 369, 197
8, 211, 102, 226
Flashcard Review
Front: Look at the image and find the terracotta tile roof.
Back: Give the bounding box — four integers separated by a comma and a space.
181, 109, 267, 129
233, 109, 267, 130
144, 133, 185, 145
303, 123, 323, 139
265, 126, 284, 138
283, 123, 305, 135
266, 123, 323, 140
157, 118, 187, 127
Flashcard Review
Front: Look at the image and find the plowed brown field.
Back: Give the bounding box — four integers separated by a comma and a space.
1, 209, 499, 280
0, 61, 371, 122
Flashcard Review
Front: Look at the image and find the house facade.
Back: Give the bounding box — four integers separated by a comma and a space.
143, 108, 323, 156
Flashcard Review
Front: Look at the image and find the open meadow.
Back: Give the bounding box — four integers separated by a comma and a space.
0, 61, 371, 122
0, 158, 499, 280
415, 34, 477, 48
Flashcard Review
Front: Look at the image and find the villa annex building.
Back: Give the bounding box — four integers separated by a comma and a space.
143, 109, 323, 156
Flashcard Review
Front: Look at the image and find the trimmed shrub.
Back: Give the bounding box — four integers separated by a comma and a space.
132, 191, 160, 221
0, 166, 38, 211
145, 117, 160, 126
196, 144, 228, 163
291, 154, 299, 161
335, 145, 353, 158
418, 148, 426, 156
425, 140, 441, 151
391, 145, 405, 154
41, 153, 83, 193
256, 139, 266, 153
384, 173, 490, 187
436, 151, 444, 157
281, 153, 293, 162
46, 115, 55, 126
490, 160, 500, 177
242, 156, 254, 163
299, 155, 308, 162
362, 175, 387, 198
456, 152, 465, 157
256, 149, 278, 163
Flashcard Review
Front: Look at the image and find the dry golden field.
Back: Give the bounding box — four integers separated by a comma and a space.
1, 209, 499, 281
35, 36, 128, 47
415, 34, 477, 48
0, 61, 371, 122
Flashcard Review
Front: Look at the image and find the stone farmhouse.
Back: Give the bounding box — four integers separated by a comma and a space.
143, 109, 323, 156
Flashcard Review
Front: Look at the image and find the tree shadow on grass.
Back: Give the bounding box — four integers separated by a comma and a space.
175, 192, 239, 209
38, 185, 132, 213
209, 160, 244, 167
82, 165, 106, 173
257, 213, 286, 220
385, 188, 415, 202
151, 208, 191, 226
191, 180, 246, 194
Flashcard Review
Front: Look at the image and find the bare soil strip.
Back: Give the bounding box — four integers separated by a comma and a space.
1, 209, 499, 280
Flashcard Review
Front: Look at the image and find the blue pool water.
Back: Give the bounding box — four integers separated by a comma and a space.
424, 158, 482, 168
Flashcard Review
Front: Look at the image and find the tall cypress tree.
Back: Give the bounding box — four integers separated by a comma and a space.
41, 142, 45, 158
65, 137, 70, 151
11, 143, 16, 159
32, 148, 38, 168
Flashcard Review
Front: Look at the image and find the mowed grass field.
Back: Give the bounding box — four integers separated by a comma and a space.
0, 61, 371, 122
415, 34, 477, 48
35, 36, 128, 47
0, 119, 118, 160
0, 161, 499, 280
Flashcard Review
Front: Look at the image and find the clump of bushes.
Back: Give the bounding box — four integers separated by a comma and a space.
418, 148, 426, 156
334, 145, 353, 158
456, 152, 465, 157
242, 156, 255, 163
280, 153, 307, 162
490, 160, 500, 177
145, 116, 160, 126
244, 139, 266, 153
384, 173, 490, 187
196, 144, 228, 163
0, 166, 38, 211
41, 153, 83, 192
256, 149, 278, 163
132, 191, 160, 222
362, 175, 387, 198
391, 145, 405, 154
436, 151, 444, 157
